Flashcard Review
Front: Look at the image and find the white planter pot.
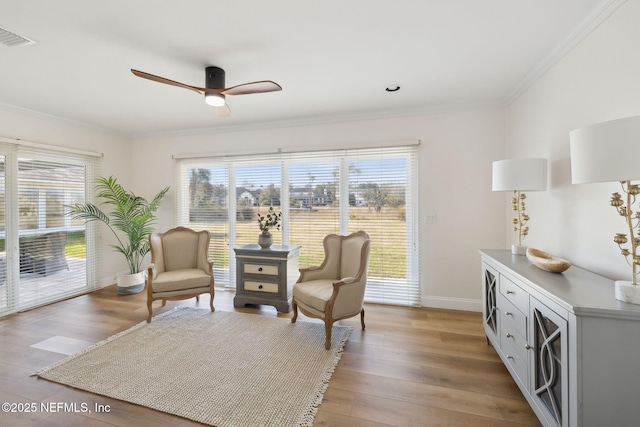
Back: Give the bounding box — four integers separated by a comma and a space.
116, 271, 146, 295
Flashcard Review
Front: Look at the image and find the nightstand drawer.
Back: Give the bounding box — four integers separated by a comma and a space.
244, 281, 279, 293
244, 263, 278, 276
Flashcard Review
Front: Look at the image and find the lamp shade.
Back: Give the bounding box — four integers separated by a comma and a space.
570, 115, 640, 184
492, 158, 548, 192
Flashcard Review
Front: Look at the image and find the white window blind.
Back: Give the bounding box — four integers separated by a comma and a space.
176, 145, 420, 306
0, 140, 100, 316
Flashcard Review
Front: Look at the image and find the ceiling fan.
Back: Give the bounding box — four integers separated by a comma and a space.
130, 66, 282, 116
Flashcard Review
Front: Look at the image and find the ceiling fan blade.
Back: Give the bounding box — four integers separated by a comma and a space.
215, 103, 231, 117
131, 69, 207, 95
221, 81, 282, 96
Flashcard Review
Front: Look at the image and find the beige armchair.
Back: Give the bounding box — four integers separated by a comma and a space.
291, 230, 371, 349
147, 227, 215, 322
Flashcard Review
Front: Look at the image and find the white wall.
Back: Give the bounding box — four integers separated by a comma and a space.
506, 0, 640, 281
132, 109, 506, 311
0, 107, 132, 285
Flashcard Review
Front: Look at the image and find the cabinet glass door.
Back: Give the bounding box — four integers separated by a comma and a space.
483, 265, 498, 335
531, 302, 568, 427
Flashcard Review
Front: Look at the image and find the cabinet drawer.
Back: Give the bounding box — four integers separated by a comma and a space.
498, 292, 527, 340
244, 281, 279, 293
501, 332, 529, 389
244, 263, 279, 276
500, 317, 528, 363
499, 275, 529, 313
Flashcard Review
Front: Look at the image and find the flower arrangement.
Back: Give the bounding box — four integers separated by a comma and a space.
258, 206, 282, 235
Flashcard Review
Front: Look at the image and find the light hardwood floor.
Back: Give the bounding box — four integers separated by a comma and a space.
0, 287, 541, 427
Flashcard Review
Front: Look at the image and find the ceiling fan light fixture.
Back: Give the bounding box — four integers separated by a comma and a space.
205, 93, 225, 107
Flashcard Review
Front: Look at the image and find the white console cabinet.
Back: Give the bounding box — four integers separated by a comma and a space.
480, 249, 640, 427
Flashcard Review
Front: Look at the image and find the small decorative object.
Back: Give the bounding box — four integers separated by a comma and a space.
570, 116, 640, 304
257, 206, 281, 249
492, 158, 548, 255
526, 248, 571, 273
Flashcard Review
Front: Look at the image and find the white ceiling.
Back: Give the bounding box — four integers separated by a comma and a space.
0, 0, 615, 137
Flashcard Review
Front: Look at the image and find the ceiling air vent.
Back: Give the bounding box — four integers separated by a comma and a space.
0, 26, 35, 47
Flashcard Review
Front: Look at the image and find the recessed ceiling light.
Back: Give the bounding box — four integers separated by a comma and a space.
385, 85, 401, 92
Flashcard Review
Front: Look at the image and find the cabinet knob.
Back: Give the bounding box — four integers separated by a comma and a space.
258, 267, 263, 272
505, 333, 513, 338
258, 284, 263, 289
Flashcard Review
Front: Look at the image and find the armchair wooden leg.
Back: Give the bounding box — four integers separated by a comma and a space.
161, 299, 167, 307
324, 320, 333, 350
360, 308, 366, 330
291, 299, 298, 323
147, 300, 153, 323
209, 290, 215, 312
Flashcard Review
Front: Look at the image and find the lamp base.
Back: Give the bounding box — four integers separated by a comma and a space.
511, 245, 527, 256
614, 280, 640, 305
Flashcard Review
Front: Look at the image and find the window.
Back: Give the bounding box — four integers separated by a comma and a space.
177, 145, 419, 306
0, 139, 100, 316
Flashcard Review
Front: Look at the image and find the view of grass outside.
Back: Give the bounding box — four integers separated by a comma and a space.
188, 205, 406, 279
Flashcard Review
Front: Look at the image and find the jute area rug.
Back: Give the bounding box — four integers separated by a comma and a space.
36, 307, 352, 427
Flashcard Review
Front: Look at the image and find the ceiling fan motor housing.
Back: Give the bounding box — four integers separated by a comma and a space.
206, 66, 225, 89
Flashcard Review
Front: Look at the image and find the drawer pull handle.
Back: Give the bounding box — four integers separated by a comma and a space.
525, 344, 532, 350
258, 267, 263, 272
506, 355, 514, 360
506, 290, 515, 294
505, 333, 513, 338
504, 311, 513, 316
258, 284, 263, 289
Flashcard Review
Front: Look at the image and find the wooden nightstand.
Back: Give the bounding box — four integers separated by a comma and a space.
233, 244, 301, 312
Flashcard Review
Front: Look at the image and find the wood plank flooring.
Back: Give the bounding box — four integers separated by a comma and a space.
0, 287, 541, 426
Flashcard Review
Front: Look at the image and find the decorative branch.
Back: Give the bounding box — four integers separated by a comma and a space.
610, 181, 640, 285
257, 206, 282, 235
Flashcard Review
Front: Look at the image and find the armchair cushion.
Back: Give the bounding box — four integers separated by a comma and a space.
151, 268, 212, 293
292, 279, 336, 312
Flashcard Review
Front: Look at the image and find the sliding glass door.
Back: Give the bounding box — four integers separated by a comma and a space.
0, 142, 99, 316
0, 155, 7, 312
177, 145, 420, 306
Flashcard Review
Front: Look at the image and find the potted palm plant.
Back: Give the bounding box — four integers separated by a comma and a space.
66, 176, 170, 295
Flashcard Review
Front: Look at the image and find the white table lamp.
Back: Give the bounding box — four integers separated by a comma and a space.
492, 158, 548, 255
570, 115, 640, 304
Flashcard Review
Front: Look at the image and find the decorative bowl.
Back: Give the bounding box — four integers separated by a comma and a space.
526, 248, 571, 273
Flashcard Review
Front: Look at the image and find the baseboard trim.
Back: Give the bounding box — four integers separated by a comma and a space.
421, 296, 482, 312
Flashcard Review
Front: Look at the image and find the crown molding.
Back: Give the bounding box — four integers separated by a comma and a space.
504, 0, 627, 105
0, 101, 128, 138
130, 100, 505, 140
